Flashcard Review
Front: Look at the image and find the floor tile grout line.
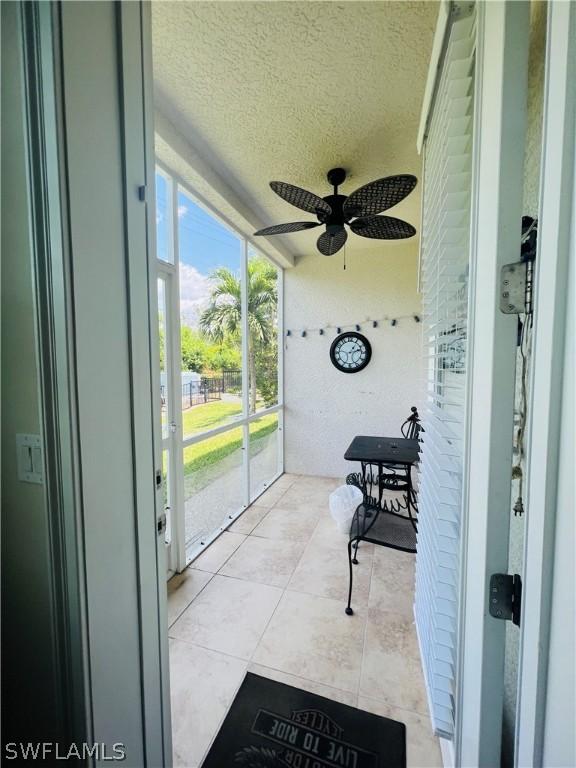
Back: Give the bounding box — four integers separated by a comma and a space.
186, 473, 298, 571
247, 582, 369, 702
195, 653, 251, 768
171, 475, 322, 659
283, 581, 371, 608
168, 572, 216, 630
358, 693, 435, 724
246, 528, 316, 666
358, 542, 377, 700
193, 531, 248, 575
167, 633, 252, 667
248, 660, 358, 702
284, 512, 325, 590
171, 569, 286, 666
244, 478, 328, 665
211, 566, 300, 591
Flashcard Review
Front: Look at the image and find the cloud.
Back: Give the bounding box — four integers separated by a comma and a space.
178, 263, 213, 327
177, 204, 188, 219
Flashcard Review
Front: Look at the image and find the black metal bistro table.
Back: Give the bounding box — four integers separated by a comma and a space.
343, 435, 420, 615
344, 435, 420, 511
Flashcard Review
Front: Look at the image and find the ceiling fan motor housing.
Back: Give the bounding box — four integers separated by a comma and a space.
320, 194, 347, 228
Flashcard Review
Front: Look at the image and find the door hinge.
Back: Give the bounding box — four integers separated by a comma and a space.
489, 573, 522, 626
157, 511, 167, 535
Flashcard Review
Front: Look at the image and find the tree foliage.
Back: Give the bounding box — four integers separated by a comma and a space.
199, 257, 278, 412
180, 326, 241, 374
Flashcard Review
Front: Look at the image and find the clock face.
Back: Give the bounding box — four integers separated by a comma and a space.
329, 332, 372, 373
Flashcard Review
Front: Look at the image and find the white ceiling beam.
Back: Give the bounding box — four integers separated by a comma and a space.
154, 109, 295, 269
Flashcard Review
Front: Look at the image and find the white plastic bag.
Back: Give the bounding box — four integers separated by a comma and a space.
329, 485, 363, 533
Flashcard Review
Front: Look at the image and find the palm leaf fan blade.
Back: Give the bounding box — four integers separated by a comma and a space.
350, 215, 416, 240
343, 175, 417, 219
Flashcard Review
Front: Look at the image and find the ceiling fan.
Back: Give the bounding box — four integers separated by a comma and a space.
254, 167, 417, 256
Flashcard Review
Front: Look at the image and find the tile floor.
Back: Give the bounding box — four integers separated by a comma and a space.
167, 473, 442, 768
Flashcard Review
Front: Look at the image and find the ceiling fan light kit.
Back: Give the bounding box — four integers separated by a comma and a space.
254, 167, 417, 256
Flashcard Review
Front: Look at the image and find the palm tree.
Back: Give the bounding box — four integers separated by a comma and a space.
199, 258, 277, 413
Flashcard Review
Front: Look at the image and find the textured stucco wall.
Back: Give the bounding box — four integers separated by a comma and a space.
284, 243, 423, 478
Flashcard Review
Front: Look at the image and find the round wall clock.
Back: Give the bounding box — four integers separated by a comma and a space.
329, 332, 372, 373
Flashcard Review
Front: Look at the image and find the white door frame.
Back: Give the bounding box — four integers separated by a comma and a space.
515, 2, 576, 765
118, 3, 172, 763
156, 263, 185, 575
455, 2, 530, 766
154, 165, 188, 575
140, 3, 174, 758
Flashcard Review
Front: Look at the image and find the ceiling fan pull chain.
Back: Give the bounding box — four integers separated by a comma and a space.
343, 243, 347, 271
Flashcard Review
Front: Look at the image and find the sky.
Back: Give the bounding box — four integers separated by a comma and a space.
156, 171, 242, 327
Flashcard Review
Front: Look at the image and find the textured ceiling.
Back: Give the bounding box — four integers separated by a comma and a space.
152, 1, 438, 259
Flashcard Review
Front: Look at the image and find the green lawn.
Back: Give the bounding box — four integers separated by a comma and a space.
182, 399, 243, 437
182, 400, 278, 480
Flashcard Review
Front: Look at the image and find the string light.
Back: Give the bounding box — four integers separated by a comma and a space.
284, 314, 420, 338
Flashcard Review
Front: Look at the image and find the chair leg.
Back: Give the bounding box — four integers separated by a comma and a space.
352, 538, 360, 565
345, 540, 354, 615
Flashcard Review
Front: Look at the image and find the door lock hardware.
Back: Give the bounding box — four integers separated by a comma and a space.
489, 573, 522, 626
155, 469, 162, 488
157, 511, 167, 535
500, 263, 527, 314
500, 217, 537, 316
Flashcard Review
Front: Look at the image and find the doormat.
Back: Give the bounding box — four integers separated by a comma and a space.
201, 672, 406, 768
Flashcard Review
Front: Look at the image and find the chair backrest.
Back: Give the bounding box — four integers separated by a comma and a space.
401, 406, 422, 440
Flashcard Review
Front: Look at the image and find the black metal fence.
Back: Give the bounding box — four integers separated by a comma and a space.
161, 370, 242, 411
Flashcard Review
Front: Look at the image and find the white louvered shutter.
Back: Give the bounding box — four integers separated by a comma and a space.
414, 8, 476, 740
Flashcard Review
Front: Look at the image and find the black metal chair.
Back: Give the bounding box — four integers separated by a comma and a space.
344, 407, 422, 616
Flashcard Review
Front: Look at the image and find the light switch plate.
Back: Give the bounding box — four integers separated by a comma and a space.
16, 433, 44, 484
